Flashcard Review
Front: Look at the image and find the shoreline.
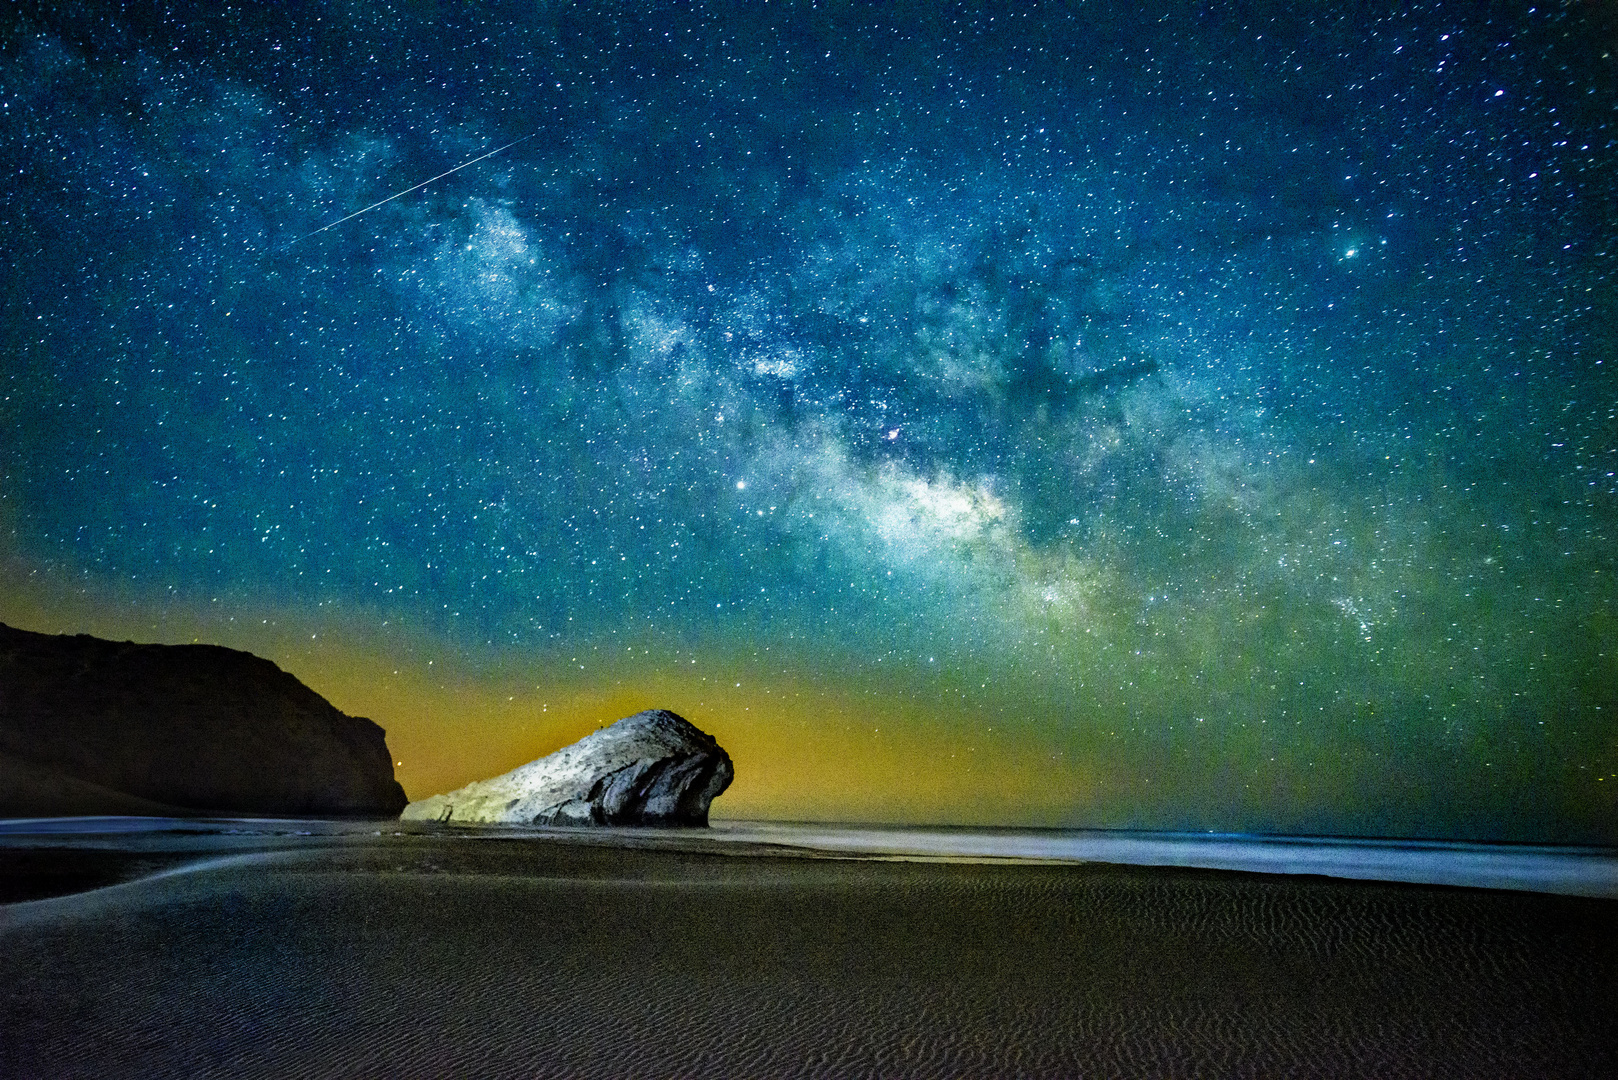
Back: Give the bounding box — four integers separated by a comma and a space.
3, 820, 1614, 1078
5, 815, 1615, 899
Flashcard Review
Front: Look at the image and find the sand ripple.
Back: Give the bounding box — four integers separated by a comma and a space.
2, 836, 1614, 1078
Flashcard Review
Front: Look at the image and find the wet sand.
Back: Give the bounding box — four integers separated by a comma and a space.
2, 822, 1615, 1078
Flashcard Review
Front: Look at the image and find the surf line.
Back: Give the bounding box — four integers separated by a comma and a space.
285, 133, 533, 247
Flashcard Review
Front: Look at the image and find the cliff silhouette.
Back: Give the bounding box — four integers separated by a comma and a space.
0, 623, 407, 817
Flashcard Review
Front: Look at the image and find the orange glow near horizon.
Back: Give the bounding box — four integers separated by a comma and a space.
315, 646, 1114, 827
0, 581, 1114, 825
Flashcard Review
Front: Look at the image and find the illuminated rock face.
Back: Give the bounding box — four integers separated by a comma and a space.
401, 709, 733, 826
0, 623, 408, 817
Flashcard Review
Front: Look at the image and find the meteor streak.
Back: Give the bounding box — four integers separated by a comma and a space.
288, 133, 532, 246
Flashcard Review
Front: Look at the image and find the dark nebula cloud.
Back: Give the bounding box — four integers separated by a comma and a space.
3, 1, 1614, 839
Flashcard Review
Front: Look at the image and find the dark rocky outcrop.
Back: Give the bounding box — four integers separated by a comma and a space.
0, 622, 408, 817
401, 708, 732, 826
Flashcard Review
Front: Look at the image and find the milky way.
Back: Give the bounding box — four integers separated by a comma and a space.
2, 1, 1614, 839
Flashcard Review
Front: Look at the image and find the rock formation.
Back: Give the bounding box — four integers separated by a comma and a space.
0, 622, 408, 817
401, 709, 732, 826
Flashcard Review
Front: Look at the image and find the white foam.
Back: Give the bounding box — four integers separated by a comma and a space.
708, 821, 1618, 898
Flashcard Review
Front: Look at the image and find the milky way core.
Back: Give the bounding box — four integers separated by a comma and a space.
2, 1, 1613, 840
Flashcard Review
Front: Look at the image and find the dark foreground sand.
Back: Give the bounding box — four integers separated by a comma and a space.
2, 823, 1614, 1079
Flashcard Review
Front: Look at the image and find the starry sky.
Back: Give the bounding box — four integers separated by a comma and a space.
3, 1, 1615, 841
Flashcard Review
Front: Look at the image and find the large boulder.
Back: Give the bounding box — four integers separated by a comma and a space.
401, 709, 732, 826
0, 622, 408, 817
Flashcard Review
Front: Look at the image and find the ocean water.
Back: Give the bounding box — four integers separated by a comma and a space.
709, 820, 1618, 897
4, 815, 1614, 897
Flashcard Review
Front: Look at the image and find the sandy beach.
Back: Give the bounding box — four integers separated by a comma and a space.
2, 821, 1615, 1079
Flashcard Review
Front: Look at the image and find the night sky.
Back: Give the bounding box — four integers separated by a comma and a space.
3, 1, 1614, 841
